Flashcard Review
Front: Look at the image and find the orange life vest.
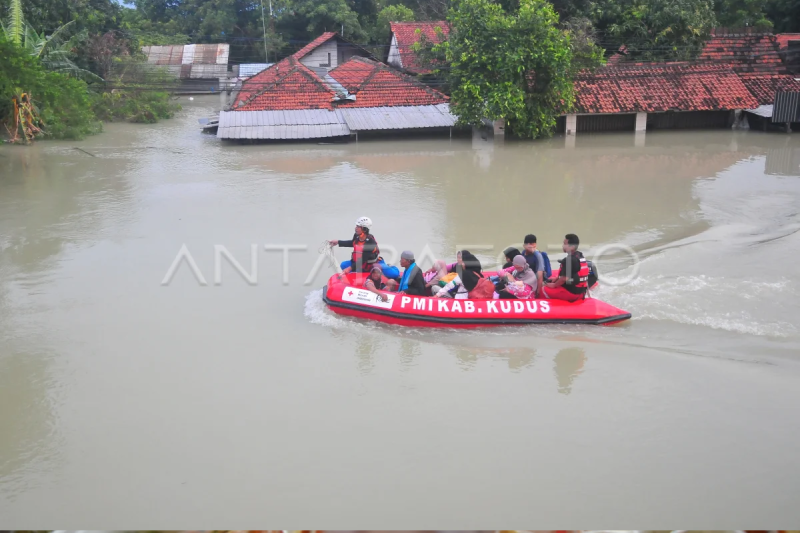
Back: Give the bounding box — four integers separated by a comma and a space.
350, 234, 380, 271
352, 240, 365, 265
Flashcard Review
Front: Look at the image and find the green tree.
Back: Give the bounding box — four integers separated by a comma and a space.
1, 33, 101, 140
562, 16, 605, 70
439, 0, 580, 138
549, 0, 593, 20
1, 0, 121, 35
766, 0, 800, 31
120, 8, 191, 46
601, 0, 717, 61
130, 0, 283, 62
289, 0, 365, 40
372, 4, 414, 42
715, 0, 772, 28
3, 0, 102, 80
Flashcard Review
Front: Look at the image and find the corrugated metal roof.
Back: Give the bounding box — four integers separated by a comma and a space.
339, 104, 456, 131
239, 63, 273, 77
142, 44, 229, 66
773, 91, 800, 122
189, 64, 228, 79
143, 45, 184, 65
323, 73, 349, 97
747, 104, 773, 117
216, 109, 350, 139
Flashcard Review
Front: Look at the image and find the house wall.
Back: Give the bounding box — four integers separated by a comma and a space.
648, 110, 731, 130
577, 114, 636, 132
387, 34, 402, 69
338, 44, 370, 65
176, 78, 225, 94
301, 40, 339, 71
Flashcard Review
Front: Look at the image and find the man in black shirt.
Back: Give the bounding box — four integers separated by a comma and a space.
394, 250, 427, 296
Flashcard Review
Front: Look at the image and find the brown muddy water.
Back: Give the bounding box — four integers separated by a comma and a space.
2, 96, 800, 526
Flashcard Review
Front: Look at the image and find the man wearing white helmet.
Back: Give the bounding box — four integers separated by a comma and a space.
330, 217, 400, 279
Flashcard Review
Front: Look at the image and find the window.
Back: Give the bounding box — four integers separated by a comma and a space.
320, 52, 331, 68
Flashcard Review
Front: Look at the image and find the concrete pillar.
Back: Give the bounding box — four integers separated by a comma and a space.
472, 125, 494, 149
634, 131, 646, 147
635, 112, 647, 132
732, 109, 750, 130
565, 114, 577, 136
492, 118, 505, 137
565, 134, 576, 149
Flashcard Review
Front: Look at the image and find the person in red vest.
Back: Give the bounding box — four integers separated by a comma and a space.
542, 234, 589, 302
329, 216, 400, 279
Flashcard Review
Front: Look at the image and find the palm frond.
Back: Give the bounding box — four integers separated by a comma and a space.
41, 52, 104, 82
4, 0, 25, 45
24, 23, 45, 57
39, 19, 76, 57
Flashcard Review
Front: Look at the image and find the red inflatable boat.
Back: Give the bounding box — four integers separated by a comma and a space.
322, 272, 631, 328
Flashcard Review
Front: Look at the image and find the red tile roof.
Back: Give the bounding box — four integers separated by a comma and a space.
292, 32, 338, 60
389, 21, 449, 74
775, 33, 800, 50
740, 74, 800, 105
573, 63, 758, 113
329, 57, 449, 107
698, 33, 787, 75
233, 56, 336, 111
328, 56, 376, 92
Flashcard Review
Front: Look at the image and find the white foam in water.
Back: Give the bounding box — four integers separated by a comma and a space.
600, 272, 797, 338
304, 288, 347, 328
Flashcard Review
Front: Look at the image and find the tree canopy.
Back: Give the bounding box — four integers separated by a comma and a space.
440, 0, 583, 138
2, 0, 798, 142
599, 0, 718, 61
2, 0, 790, 66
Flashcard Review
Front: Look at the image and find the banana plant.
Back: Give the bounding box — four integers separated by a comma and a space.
23, 21, 103, 81
2, 0, 102, 82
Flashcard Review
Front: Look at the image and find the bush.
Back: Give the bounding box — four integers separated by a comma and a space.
91, 89, 180, 123
1, 35, 102, 140
90, 60, 182, 123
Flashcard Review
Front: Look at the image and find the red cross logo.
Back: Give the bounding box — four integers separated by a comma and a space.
347, 290, 354, 296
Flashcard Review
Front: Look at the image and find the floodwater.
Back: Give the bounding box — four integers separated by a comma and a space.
2, 96, 800, 526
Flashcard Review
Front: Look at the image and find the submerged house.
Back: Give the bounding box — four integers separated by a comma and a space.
565, 63, 759, 134
699, 32, 800, 104
216, 32, 455, 141
387, 21, 449, 75
141, 44, 230, 93
563, 30, 800, 135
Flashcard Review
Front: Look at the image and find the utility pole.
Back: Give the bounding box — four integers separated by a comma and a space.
260, 0, 269, 62
269, 0, 276, 63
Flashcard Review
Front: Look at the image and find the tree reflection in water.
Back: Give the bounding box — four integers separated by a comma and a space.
553, 347, 587, 395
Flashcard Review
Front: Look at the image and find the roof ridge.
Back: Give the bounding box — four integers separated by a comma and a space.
238, 57, 335, 109
362, 58, 449, 100
351, 57, 383, 92
292, 32, 338, 59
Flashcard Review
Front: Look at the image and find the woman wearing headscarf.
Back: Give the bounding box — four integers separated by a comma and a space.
433, 250, 484, 299
501, 247, 522, 269
495, 254, 538, 299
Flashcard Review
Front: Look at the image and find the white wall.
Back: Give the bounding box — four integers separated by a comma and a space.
387, 33, 403, 69
300, 39, 339, 71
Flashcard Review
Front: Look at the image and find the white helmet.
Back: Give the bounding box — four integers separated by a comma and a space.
355, 216, 373, 229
